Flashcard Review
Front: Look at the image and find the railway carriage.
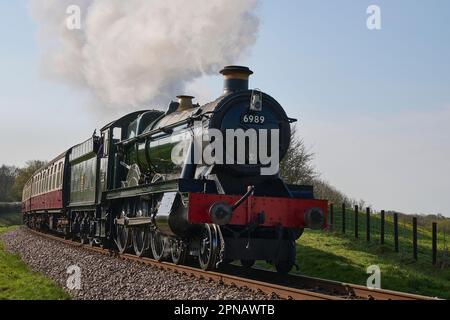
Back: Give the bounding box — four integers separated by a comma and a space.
22, 66, 328, 273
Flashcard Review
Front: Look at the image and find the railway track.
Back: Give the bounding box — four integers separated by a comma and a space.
27, 229, 440, 300
219, 265, 440, 300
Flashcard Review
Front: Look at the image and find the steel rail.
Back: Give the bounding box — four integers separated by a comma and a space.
219, 265, 440, 300
27, 229, 439, 300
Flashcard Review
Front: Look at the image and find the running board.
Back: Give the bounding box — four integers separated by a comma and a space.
115, 217, 152, 226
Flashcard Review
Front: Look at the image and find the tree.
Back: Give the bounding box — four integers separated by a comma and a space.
312, 179, 351, 205
11, 160, 47, 201
0, 165, 18, 202
279, 126, 317, 185
279, 126, 365, 205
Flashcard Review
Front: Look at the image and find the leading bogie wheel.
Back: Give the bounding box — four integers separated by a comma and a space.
198, 224, 220, 270
171, 239, 187, 265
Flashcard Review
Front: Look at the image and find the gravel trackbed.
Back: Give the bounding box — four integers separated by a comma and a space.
1, 228, 272, 300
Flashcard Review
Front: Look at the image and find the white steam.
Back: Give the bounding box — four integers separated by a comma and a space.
29, 0, 259, 110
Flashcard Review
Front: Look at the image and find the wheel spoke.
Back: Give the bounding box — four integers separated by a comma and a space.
132, 199, 150, 257
171, 239, 187, 265
116, 203, 131, 253
151, 230, 165, 261
133, 227, 150, 257
198, 224, 219, 270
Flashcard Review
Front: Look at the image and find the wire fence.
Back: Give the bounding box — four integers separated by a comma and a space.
328, 203, 449, 268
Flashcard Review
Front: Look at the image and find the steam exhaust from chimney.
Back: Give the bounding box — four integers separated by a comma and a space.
28, 0, 260, 111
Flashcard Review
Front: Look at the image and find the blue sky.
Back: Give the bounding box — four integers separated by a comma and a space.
1, 0, 449, 215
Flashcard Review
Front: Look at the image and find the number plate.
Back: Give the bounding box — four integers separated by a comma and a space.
241, 114, 265, 125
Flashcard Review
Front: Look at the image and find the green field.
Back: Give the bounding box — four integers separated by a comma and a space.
0, 214, 69, 300
258, 209, 450, 299
329, 207, 449, 266
292, 230, 450, 299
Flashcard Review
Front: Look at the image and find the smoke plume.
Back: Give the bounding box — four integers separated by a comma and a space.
28, 0, 259, 110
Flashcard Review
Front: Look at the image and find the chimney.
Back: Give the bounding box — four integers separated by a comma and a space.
219, 66, 253, 94
176, 95, 195, 111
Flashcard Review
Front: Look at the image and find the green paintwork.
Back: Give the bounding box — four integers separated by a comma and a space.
69, 156, 97, 206
105, 179, 178, 200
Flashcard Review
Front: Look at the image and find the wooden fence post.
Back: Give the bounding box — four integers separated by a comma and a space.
394, 213, 399, 252
354, 205, 359, 239
412, 217, 418, 260
432, 222, 437, 265
380, 210, 385, 245
342, 203, 346, 234
366, 207, 371, 242
329, 204, 334, 231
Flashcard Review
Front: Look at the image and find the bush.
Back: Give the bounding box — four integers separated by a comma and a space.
0, 203, 21, 215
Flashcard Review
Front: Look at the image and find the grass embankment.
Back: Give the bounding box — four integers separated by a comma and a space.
0, 211, 22, 226
258, 208, 449, 298
0, 213, 69, 300
271, 209, 449, 299
295, 230, 449, 299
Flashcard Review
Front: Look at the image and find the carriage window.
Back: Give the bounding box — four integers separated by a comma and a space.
53, 165, 56, 190
51, 168, 54, 190
51, 166, 54, 190
59, 162, 63, 188
56, 164, 59, 188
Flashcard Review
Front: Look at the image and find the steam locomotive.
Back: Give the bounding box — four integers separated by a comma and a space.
22, 66, 327, 273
